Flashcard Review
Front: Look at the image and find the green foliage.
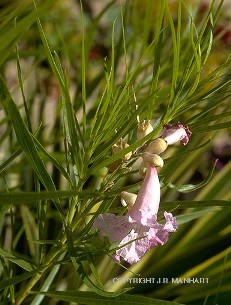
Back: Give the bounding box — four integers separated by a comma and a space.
32, 290, 184, 305
0, 0, 231, 304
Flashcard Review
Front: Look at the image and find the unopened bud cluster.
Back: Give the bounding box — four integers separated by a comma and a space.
111, 120, 191, 175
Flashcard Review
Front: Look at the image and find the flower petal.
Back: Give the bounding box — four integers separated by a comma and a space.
129, 165, 160, 225
148, 212, 178, 246
163, 211, 178, 232
93, 213, 132, 241
148, 227, 169, 246
115, 228, 150, 264
162, 122, 191, 145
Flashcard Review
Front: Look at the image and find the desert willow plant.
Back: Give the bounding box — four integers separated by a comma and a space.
1, 0, 231, 304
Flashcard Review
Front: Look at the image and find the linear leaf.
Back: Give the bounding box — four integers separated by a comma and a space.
0, 76, 56, 192
34, 291, 184, 305
0, 269, 39, 291
161, 200, 231, 210
0, 248, 35, 272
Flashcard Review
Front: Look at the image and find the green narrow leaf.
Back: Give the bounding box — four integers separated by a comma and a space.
80, 0, 87, 133
0, 189, 98, 205
0, 0, 54, 65
176, 208, 220, 224
30, 252, 66, 305
33, 0, 84, 180
161, 200, 231, 210
0, 204, 12, 222
193, 121, 231, 132
0, 76, 55, 192
120, 4, 129, 81
163, 159, 218, 193
34, 136, 71, 183
0, 248, 35, 272
0, 269, 39, 291
34, 290, 184, 305
151, 1, 165, 96
54, 50, 85, 174
166, 0, 181, 102
0, 76, 65, 221
0, 148, 22, 174
66, 228, 130, 297
15, 28, 32, 132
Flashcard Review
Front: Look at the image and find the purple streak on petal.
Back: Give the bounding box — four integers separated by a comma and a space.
129, 165, 160, 225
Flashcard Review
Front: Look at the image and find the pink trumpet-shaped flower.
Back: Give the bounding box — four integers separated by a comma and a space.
162, 122, 191, 145
93, 155, 178, 265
